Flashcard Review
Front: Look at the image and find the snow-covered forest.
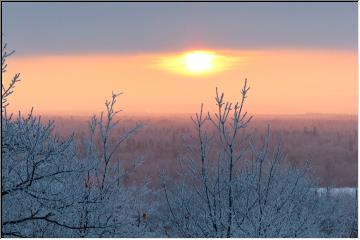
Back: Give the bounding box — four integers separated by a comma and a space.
1, 42, 358, 238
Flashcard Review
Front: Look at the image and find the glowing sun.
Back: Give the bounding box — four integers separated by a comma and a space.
158, 50, 239, 75
184, 51, 215, 73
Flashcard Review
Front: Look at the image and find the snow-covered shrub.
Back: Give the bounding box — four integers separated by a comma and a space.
2, 42, 83, 237
2, 110, 83, 237
67, 92, 155, 237
160, 80, 357, 237
1, 42, 153, 237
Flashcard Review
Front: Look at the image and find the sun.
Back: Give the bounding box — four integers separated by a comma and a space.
157, 49, 239, 75
184, 51, 215, 73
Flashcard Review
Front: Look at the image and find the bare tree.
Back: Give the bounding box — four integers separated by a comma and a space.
70, 92, 153, 237
1, 42, 152, 237
1, 109, 85, 237
1, 41, 86, 237
160, 79, 335, 237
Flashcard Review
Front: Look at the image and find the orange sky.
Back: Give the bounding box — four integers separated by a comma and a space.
4, 49, 357, 116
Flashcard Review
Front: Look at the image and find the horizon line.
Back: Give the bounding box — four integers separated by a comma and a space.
13, 110, 358, 118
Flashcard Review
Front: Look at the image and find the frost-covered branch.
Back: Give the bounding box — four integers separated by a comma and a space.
159, 79, 353, 237
2, 41, 21, 113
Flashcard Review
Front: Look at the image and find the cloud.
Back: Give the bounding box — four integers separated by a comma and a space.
2, 2, 357, 56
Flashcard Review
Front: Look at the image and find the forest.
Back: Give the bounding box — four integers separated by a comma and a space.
2, 42, 358, 238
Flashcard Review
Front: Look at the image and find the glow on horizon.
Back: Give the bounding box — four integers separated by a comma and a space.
3, 49, 357, 116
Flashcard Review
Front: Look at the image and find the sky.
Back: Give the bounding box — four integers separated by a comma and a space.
2, 2, 358, 115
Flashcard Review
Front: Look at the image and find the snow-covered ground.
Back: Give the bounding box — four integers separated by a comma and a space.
314, 187, 357, 197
